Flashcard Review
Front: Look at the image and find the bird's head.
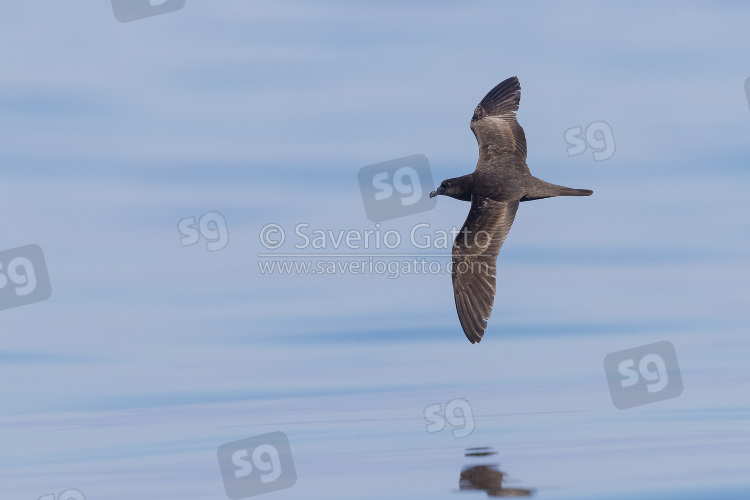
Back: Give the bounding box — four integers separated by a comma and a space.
430, 175, 473, 202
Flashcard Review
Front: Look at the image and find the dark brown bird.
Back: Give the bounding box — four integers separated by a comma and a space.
459, 464, 534, 497
430, 77, 592, 343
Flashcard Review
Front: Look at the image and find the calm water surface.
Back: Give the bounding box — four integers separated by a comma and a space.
3, 326, 749, 499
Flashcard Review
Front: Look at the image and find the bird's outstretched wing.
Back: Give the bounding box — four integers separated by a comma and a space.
470, 76, 527, 165
452, 197, 519, 343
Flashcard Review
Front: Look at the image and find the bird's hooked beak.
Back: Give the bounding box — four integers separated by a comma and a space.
429, 186, 444, 198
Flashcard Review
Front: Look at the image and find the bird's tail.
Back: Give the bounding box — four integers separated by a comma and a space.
554, 186, 593, 197
522, 178, 593, 201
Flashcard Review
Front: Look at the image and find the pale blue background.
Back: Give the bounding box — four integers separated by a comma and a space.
1, 2, 749, 499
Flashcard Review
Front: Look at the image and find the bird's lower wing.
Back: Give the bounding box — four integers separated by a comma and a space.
452, 198, 519, 343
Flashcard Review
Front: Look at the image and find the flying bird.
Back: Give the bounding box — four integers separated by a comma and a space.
430, 77, 592, 343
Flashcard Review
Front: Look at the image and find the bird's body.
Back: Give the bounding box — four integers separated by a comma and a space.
430, 77, 592, 344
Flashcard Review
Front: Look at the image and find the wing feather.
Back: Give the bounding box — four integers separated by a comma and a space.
452, 197, 519, 343
470, 76, 528, 165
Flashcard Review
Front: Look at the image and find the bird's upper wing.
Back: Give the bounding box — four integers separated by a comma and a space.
452, 197, 519, 343
470, 76, 527, 165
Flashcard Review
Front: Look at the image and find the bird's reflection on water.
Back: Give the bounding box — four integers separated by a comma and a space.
458, 447, 534, 497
